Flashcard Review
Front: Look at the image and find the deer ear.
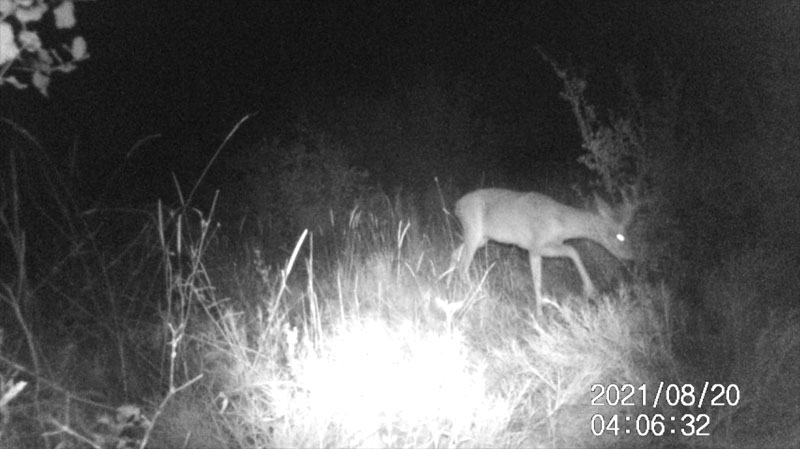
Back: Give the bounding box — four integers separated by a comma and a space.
593, 192, 612, 217
617, 185, 641, 225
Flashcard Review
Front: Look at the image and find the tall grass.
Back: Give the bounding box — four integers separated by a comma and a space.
2, 136, 799, 448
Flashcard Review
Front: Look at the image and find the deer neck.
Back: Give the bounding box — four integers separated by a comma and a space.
558, 210, 609, 242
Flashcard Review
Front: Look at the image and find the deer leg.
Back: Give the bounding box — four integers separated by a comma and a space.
541, 244, 596, 297
528, 253, 543, 315
458, 235, 485, 281
446, 244, 464, 286
561, 245, 596, 297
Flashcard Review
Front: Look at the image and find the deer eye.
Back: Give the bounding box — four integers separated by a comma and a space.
616, 233, 625, 242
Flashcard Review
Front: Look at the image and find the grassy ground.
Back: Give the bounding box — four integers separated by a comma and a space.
1, 188, 798, 449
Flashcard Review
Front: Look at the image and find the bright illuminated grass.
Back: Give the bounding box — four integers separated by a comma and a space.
278, 319, 507, 447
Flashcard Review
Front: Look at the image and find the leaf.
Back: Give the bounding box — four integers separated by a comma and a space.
70, 35, 87, 60
0, 22, 19, 65
18, 30, 42, 52
0, 0, 15, 16
54, 0, 76, 29
37, 47, 53, 65
14, 2, 47, 23
32, 69, 50, 96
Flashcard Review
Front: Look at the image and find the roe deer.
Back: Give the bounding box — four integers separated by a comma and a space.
451, 188, 637, 315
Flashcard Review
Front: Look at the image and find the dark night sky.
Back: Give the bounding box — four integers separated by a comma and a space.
2, 1, 796, 203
